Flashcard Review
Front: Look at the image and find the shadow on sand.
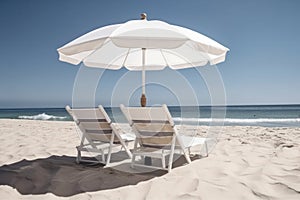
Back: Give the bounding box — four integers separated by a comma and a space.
0, 155, 168, 197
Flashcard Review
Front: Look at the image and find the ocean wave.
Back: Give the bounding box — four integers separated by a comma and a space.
18, 113, 67, 120
173, 117, 300, 124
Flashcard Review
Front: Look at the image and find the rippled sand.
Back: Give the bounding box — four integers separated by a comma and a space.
0, 119, 299, 199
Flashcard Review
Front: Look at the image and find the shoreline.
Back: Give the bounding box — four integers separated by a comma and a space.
1, 118, 300, 128
0, 119, 299, 199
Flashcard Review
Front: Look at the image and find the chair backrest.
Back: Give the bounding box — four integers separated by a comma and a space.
120, 104, 175, 148
66, 105, 118, 143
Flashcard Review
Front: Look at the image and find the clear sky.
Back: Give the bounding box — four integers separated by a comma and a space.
0, 0, 300, 108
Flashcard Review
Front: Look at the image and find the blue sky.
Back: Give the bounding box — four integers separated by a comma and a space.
0, 0, 300, 108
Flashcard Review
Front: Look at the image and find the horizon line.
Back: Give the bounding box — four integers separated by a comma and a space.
1, 103, 300, 110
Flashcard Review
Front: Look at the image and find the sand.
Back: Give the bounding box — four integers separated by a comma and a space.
0, 119, 299, 199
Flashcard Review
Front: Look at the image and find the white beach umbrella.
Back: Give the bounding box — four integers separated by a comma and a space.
58, 13, 229, 106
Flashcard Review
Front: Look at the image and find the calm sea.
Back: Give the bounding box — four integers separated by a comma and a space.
0, 105, 300, 127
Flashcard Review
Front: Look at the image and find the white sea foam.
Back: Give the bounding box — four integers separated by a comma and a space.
173, 117, 300, 124
18, 113, 67, 120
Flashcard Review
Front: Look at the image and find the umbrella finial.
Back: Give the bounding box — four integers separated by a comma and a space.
140, 13, 147, 20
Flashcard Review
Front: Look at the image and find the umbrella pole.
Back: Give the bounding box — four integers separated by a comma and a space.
140, 14, 151, 166
141, 48, 146, 107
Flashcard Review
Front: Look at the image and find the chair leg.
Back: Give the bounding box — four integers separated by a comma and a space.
168, 137, 176, 172
124, 145, 133, 159
106, 147, 112, 166
131, 154, 136, 168
76, 148, 81, 164
188, 147, 191, 156
204, 141, 209, 157
183, 149, 192, 164
179, 142, 191, 164
162, 154, 166, 169
111, 124, 132, 159
174, 132, 191, 164
76, 137, 85, 164
131, 139, 139, 168
121, 141, 129, 151
101, 149, 105, 163
118, 135, 132, 159
106, 133, 115, 166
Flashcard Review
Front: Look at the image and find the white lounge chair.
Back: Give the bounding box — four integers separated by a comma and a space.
66, 105, 133, 166
120, 104, 209, 172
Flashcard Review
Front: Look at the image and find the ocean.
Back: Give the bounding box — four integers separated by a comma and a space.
0, 105, 300, 127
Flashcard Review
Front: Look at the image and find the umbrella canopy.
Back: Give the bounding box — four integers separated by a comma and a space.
58, 14, 229, 106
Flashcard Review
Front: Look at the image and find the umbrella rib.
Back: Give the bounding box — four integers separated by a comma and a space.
160, 49, 170, 68
82, 39, 111, 65
161, 49, 204, 69
122, 48, 131, 67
